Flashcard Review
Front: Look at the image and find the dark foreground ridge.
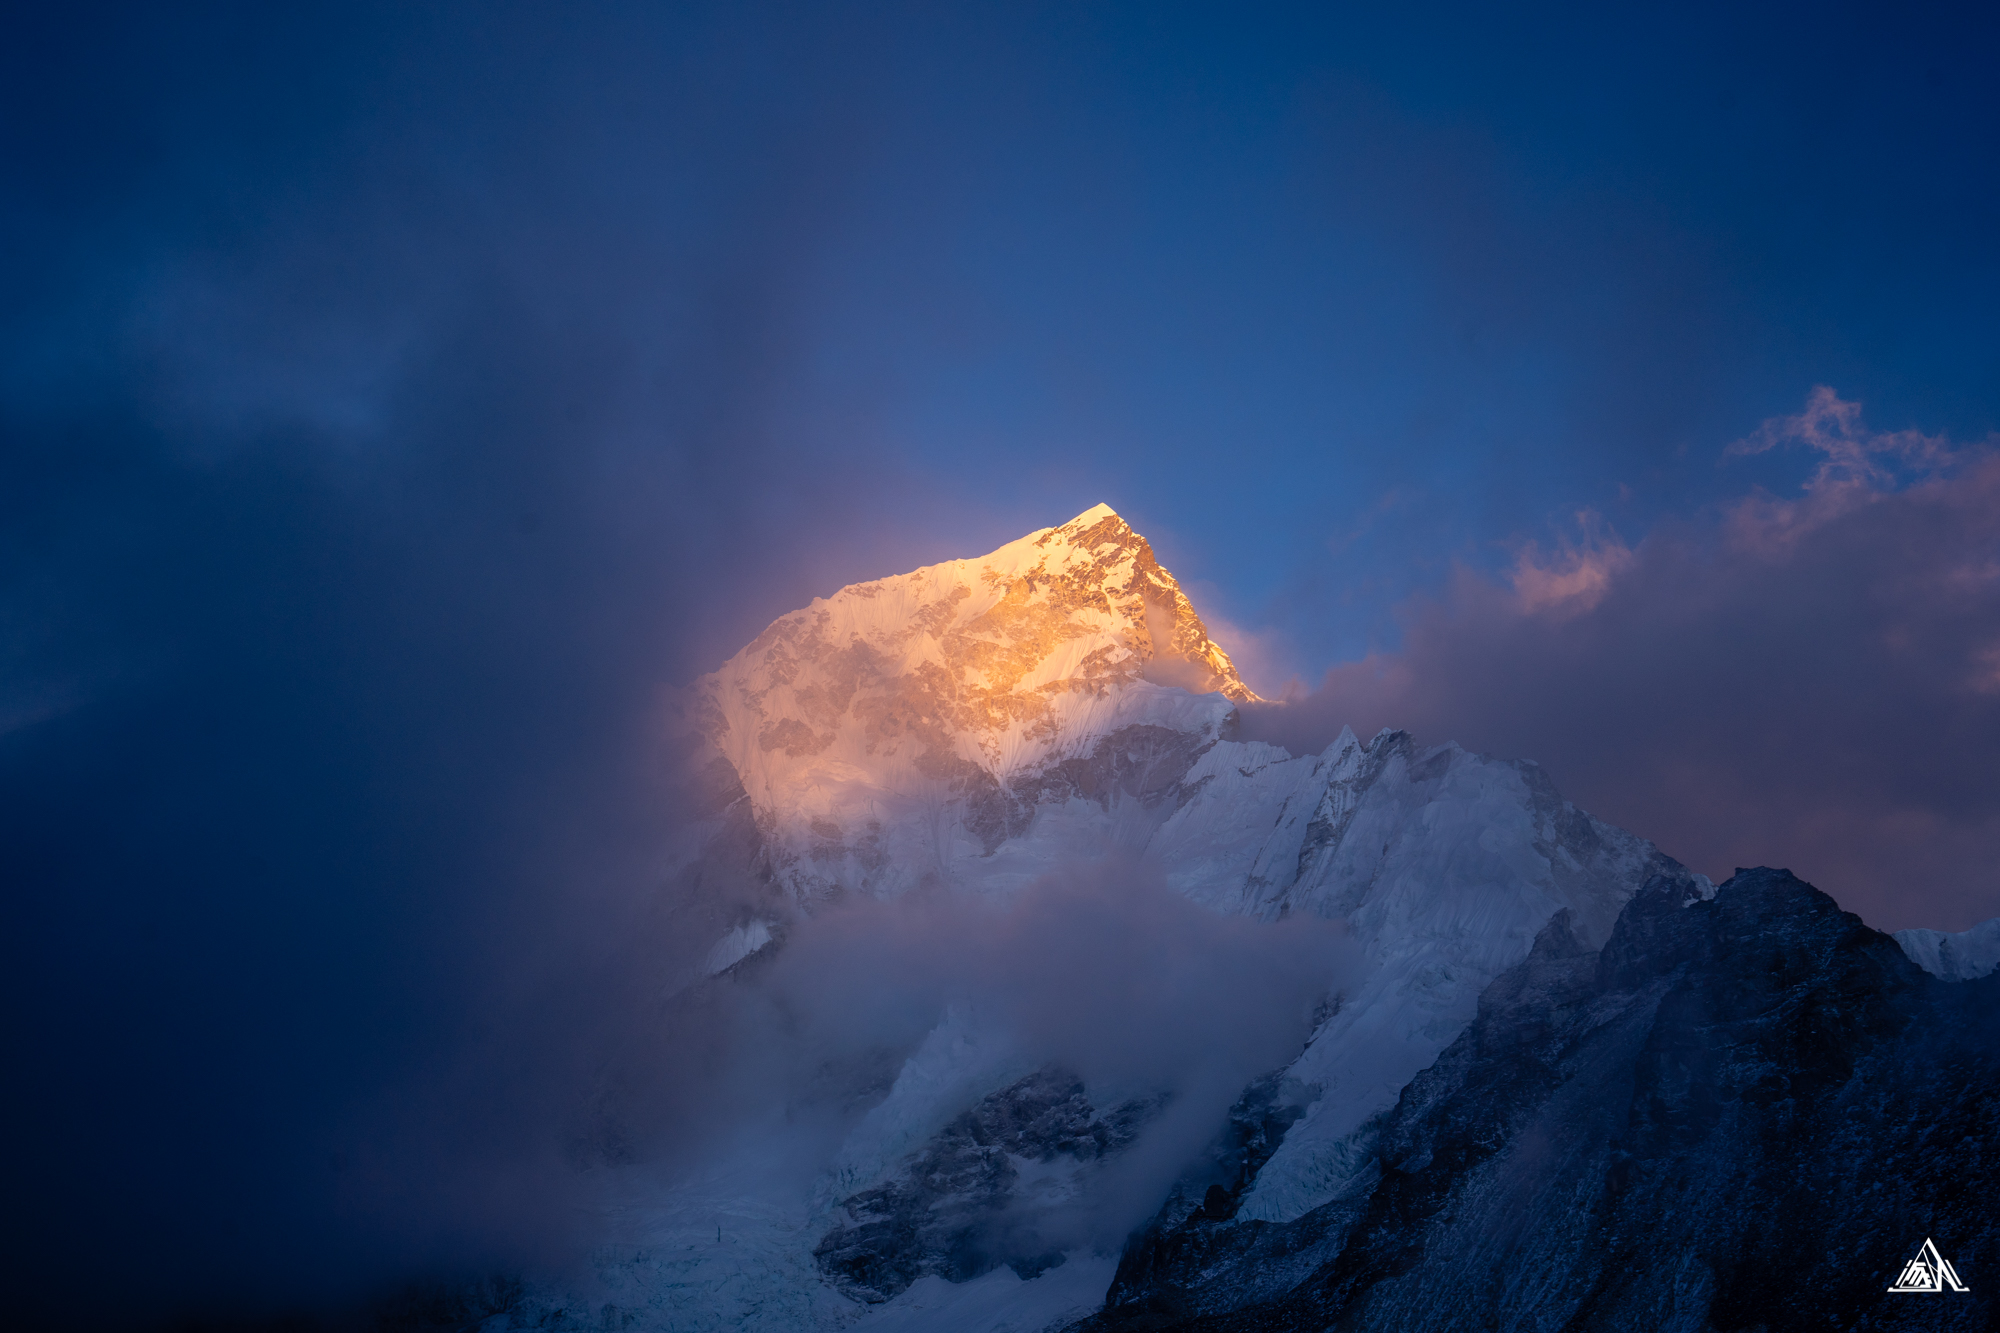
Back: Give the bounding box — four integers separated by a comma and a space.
1076, 868, 1999, 1332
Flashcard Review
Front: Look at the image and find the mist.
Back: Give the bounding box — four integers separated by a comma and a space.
0, 11, 1350, 1322
597, 855, 1356, 1267
0, 6, 913, 1326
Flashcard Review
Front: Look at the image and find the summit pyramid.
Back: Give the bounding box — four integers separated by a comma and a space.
685, 505, 1261, 902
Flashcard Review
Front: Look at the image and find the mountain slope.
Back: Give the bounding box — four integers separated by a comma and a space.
1083, 868, 1999, 1332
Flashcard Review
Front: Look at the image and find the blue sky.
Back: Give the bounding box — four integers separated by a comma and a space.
729, 1, 2000, 669
9, 4, 1996, 673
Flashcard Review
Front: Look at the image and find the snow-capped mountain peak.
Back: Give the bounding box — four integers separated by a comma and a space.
686, 504, 1258, 901
515, 507, 1992, 1333
530, 509, 1808, 1332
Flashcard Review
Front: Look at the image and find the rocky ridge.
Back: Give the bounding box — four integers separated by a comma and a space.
1079, 868, 1999, 1332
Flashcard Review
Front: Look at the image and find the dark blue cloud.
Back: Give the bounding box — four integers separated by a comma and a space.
0, 6, 903, 1324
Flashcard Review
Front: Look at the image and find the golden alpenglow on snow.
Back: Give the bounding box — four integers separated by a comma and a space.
685, 504, 1260, 900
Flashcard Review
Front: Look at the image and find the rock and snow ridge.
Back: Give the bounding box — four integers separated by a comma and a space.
1895, 916, 2000, 981
507, 505, 1982, 1333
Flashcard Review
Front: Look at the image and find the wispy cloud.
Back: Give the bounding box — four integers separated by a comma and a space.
1506, 509, 1634, 616
1724, 386, 1965, 554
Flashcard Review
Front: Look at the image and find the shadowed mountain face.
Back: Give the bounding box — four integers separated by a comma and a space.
1084, 868, 1999, 1333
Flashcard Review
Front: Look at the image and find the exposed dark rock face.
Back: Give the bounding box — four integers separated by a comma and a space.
1078, 868, 1999, 1332
943, 724, 1220, 856
1103, 1069, 1356, 1322
815, 1068, 1161, 1303
1016, 724, 1217, 815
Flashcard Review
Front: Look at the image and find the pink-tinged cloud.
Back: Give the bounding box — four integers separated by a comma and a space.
1724, 384, 1962, 555
1244, 391, 2000, 933
1507, 510, 1635, 616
